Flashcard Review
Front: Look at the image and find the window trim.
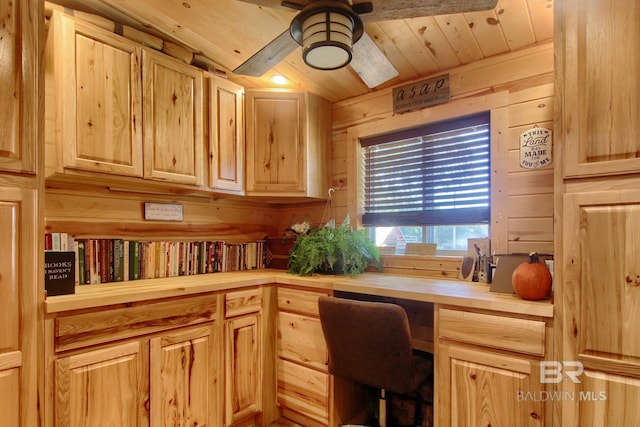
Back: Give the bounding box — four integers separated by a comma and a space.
344, 92, 509, 255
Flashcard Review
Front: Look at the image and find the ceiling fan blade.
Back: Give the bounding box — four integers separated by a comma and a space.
233, 29, 299, 77
360, 0, 499, 22
350, 32, 398, 88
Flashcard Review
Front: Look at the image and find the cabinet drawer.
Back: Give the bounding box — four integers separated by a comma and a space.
438, 308, 546, 356
279, 312, 328, 371
278, 287, 329, 317
225, 287, 262, 318
55, 294, 217, 352
278, 359, 329, 425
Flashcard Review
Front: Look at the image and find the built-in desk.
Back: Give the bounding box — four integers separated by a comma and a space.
45, 270, 553, 317
44, 270, 554, 427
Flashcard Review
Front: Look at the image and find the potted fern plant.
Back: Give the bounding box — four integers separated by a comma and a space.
287, 217, 382, 277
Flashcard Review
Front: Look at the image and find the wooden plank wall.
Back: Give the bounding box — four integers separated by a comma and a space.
276, 42, 555, 276
45, 182, 280, 242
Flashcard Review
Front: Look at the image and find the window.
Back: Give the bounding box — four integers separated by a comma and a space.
361, 113, 490, 254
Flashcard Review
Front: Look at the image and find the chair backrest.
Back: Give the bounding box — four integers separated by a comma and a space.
318, 296, 416, 394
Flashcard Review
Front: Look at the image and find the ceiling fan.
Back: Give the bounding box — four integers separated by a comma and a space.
233, 0, 499, 88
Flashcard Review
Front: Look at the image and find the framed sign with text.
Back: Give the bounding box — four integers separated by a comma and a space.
519, 126, 552, 169
392, 74, 450, 113
144, 202, 184, 221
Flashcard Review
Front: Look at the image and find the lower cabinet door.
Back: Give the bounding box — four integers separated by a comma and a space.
438, 344, 546, 427
54, 341, 147, 426
277, 359, 329, 425
150, 324, 218, 427
577, 370, 640, 426
225, 314, 262, 426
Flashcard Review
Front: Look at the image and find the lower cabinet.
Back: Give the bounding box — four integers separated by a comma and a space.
225, 313, 262, 426
49, 293, 220, 427
150, 325, 218, 427
54, 324, 218, 427
224, 287, 264, 426
55, 340, 147, 426
436, 307, 552, 427
276, 286, 332, 426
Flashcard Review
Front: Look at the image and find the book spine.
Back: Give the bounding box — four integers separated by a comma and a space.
123, 240, 129, 282
77, 239, 85, 285
51, 232, 61, 251
73, 239, 80, 285
130, 241, 140, 280
113, 239, 124, 282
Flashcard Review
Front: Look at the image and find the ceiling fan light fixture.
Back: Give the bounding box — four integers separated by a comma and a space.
301, 10, 353, 70
290, 1, 365, 71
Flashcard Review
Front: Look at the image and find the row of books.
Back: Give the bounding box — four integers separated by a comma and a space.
45, 234, 267, 285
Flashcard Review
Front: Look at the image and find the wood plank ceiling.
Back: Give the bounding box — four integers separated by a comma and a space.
47, 0, 553, 103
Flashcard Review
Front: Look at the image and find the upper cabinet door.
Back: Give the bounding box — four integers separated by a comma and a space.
0, 0, 37, 174
208, 75, 244, 194
143, 49, 204, 186
245, 90, 331, 198
245, 90, 307, 195
46, 12, 143, 177
559, 0, 640, 178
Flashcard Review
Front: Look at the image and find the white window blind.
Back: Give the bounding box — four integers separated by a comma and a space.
361, 113, 490, 226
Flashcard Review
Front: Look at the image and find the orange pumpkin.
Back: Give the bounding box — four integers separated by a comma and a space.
512, 252, 552, 300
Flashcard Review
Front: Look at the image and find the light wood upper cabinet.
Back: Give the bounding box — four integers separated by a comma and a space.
0, 0, 38, 174
245, 90, 331, 198
45, 12, 143, 177
559, 0, 640, 178
208, 75, 244, 194
46, 11, 205, 187
142, 49, 204, 186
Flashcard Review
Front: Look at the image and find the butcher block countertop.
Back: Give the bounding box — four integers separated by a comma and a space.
45, 269, 554, 317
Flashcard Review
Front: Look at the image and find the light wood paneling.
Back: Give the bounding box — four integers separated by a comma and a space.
305, 43, 557, 263
46, 0, 553, 103
44, 183, 279, 240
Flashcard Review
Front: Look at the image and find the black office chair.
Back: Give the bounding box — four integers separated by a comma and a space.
318, 296, 432, 427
